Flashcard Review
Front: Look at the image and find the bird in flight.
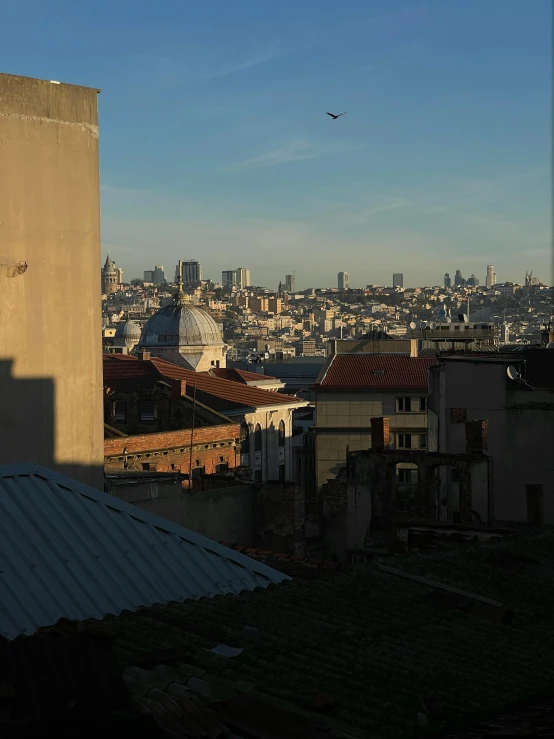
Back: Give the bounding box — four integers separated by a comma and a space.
326, 111, 347, 120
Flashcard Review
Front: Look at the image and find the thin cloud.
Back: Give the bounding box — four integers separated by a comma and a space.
348, 199, 417, 225
207, 52, 277, 81
126, 49, 279, 92
224, 139, 355, 171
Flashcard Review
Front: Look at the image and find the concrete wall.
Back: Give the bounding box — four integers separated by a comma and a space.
315, 391, 428, 490
430, 360, 554, 524
332, 339, 417, 356
112, 480, 254, 545
0, 74, 103, 488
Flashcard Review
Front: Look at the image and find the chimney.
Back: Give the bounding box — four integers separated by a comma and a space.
138, 350, 151, 361
465, 420, 488, 454
370, 417, 390, 451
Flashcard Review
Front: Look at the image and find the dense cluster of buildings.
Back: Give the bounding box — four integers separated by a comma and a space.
2, 71, 554, 739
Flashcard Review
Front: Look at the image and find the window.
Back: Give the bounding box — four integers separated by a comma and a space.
113, 401, 127, 423
397, 433, 412, 449
397, 397, 412, 412
397, 397, 427, 412
240, 423, 249, 454
398, 468, 417, 484
255, 468, 262, 482
279, 464, 286, 482
278, 420, 286, 447
216, 462, 229, 472
254, 424, 262, 452
139, 400, 156, 422
420, 434, 428, 449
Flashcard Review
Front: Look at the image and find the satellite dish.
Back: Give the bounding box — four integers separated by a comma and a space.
429, 322, 436, 329
507, 366, 520, 381
409, 321, 417, 330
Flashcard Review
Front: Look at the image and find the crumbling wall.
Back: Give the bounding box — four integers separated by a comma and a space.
253, 482, 305, 555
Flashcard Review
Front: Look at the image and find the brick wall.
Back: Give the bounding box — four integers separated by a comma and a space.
370, 416, 390, 450
104, 423, 240, 477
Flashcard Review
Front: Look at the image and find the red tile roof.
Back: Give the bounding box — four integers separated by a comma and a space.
103, 355, 302, 410
103, 354, 160, 384
314, 354, 437, 390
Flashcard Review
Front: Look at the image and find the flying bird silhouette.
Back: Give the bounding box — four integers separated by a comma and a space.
326, 111, 347, 119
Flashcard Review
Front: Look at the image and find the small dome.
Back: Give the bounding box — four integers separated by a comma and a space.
114, 319, 141, 341
140, 304, 223, 347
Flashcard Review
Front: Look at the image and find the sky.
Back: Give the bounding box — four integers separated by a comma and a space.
2, 0, 552, 289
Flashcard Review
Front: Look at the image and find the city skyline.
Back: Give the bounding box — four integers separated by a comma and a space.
107, 255, 544, 291
6, 0, 549, 288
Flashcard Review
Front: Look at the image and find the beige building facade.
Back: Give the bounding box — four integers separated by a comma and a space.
0, 73, 104, 488
313, 354, 437, 493
315, 390, 429, 492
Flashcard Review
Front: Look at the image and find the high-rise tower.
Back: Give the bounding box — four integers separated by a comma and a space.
338, 271, 349, 290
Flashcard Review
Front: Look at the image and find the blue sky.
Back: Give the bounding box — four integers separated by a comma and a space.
3, 0, 551, 289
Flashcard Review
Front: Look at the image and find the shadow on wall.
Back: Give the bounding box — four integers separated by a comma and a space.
0, 359, 104, 490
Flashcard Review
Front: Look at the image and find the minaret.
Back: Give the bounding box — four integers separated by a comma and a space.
174, 260, 190, 305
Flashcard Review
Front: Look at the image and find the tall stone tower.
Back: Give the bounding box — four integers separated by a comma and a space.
102, 253, 118, 295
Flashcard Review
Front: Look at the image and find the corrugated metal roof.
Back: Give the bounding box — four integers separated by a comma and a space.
0, 464, 290, 640
315, 354, 437, 390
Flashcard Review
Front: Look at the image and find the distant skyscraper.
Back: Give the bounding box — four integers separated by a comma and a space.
143, 270, 154, 282
178, 260, 203, 284
392, 273, 404, 288
285, 274, 295, 293
236, 267, 251, 288
153, 265, 165, 285
338, 271, 349, 290
466, 274, 479, 287
444, 273, 451, 288
116, 267, 123, 284
486, 265, 495, 288
454, 269, 466, 286
222, 269, 237, 287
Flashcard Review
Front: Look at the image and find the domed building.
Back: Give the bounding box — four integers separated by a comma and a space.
113, 317, 142, 354
138, 261, 227, 371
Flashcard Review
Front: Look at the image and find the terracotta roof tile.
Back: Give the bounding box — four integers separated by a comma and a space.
102, 355, 302, 410
314, 354, 437, 390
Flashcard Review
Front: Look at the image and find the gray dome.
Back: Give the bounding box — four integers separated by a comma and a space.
114, 319, 141, 341
140, 304, 223, 347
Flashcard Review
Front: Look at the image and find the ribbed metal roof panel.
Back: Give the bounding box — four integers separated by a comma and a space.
0, 464, 289, 640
